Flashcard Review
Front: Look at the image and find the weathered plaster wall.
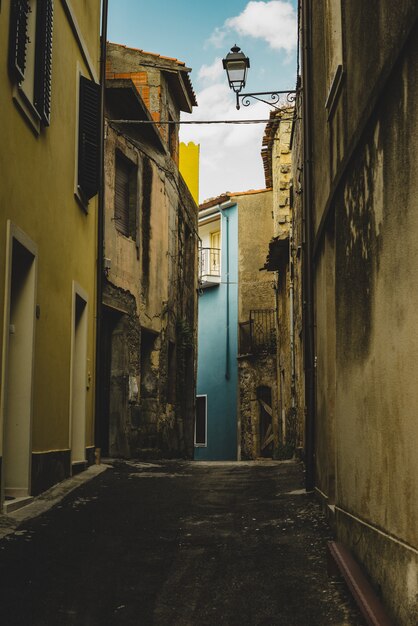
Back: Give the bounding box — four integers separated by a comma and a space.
235, 190, 279, 459
314, 229, 336, 504
267, 113, 304, 458
0, 0, 101, 498
237, 190, 274, 322
103, 116, 198, 459
308, 3, 418, 623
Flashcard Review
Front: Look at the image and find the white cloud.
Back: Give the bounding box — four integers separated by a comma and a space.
207, 1, 297, 53
198, 58, 224, 83
183, 1, 297, 202
180, 81, 270, 202
206, 26, 228, 49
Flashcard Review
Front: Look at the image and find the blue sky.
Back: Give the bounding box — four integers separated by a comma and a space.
107, 1, 298, 201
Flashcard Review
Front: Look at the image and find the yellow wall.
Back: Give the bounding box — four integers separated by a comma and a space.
0, 2, 101, 473
179, 142, 200, 205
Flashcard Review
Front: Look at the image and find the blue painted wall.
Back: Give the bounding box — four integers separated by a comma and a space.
195, 204, 238, 460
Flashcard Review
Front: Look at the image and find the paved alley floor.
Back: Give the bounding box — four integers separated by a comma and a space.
0, 460, 364, 626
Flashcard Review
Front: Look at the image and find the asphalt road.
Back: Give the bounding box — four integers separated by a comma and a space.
0, 460, 364, 625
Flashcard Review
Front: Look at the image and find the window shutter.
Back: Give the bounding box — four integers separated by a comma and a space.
8, 0, 30, 82
115, 154, 130, 237
78, 76, 100, 201
34, 0, 54, 126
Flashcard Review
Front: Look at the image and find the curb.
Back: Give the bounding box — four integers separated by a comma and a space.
0, 464, 111, 540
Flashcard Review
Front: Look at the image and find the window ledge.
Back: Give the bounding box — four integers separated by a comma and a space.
115, 229, 136, 242
74, 187, 89, 214
13, 85, 41, 136
325, 64, 344, 121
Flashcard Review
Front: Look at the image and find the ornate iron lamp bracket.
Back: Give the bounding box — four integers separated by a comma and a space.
236, 90, 297, 110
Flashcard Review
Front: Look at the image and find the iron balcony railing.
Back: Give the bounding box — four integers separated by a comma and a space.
239, 308, 276, 355
199, 247, 221, 280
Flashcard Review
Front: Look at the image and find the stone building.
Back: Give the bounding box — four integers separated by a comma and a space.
98, 43, 199, 459
236, 190, 277, 460
261, 108, 304, 459
0, 0, 102, 508
195, 189, 277, 461
296, 2, 418, 623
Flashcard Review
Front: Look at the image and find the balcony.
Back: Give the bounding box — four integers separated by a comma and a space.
199, 247, 221, 288
239, 309, 276, 356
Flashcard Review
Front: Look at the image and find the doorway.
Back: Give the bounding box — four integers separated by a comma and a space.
257, 386, 274, 458
2, 230, 37, 500
70, 287, 88, 467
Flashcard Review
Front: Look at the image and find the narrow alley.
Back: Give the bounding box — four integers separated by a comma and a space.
1, 1, 417, 623
0, 461, 363, 625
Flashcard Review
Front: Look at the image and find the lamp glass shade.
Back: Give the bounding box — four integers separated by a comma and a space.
223, 46, 250, 93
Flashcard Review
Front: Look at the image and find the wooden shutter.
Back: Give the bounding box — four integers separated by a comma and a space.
78, 76, 100, 201
8, 0, 30, 82
34, 0, 54, 126
114, 153, 130, 236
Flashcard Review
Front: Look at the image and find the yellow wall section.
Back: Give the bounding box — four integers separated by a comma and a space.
0, 1, 101, 455
179, 142, 200, 205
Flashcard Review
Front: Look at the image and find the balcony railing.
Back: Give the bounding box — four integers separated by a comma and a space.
239, 309, 276, 355
199, 247, 221, 284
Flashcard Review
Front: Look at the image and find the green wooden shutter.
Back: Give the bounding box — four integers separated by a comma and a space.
34, 0, 54, 126
78, 76, 100, 201
8, 0, 30, 82
114, 153, 130, 237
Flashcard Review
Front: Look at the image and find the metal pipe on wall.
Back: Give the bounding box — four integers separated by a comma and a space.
224, 214, 230, 381
94, 0, 109, 451
289, 220, 296, 410
301, 0, 316, 491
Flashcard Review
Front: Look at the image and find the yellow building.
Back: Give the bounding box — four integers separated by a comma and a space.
0, 0, 101, 508
179, 141, 200, 205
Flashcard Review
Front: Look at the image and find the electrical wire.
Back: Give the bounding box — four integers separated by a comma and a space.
108, 117, 298, 125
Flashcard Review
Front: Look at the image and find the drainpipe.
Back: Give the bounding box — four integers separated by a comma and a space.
289, 220, 296, 411
224, 214, 230, 381
302, 0, 315, 491
274, 272, 285, 446
94, 0, 109, 453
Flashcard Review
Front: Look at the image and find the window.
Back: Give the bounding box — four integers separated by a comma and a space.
195, 395, 207, 447
114, 151, 137, 238
8, 0, 54, 127
324, 0, 344, 118
210, 230, 221, 274
77, 75, 100, 204
168, 113, 178, 163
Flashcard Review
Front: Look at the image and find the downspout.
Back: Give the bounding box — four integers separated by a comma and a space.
94, 0, 108, 453
274, 272, 285, 446
224, 214, 230, 381
302, 0, 315, 491
289, 220, 296, 411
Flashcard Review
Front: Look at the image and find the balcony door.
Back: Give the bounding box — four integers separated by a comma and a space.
210, 230, 220, 274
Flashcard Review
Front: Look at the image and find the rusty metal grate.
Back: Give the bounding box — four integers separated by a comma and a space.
239, 309, 276, 355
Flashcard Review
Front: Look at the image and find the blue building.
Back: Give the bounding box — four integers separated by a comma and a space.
195, 195, 238, 460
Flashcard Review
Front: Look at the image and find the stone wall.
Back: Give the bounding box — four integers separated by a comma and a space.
101, 49, 198, 459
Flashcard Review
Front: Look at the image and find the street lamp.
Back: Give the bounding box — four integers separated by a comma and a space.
222, 45, 296, 110
222, 45, 250, 95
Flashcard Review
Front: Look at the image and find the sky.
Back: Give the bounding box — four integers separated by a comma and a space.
107, 1, 298, 202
